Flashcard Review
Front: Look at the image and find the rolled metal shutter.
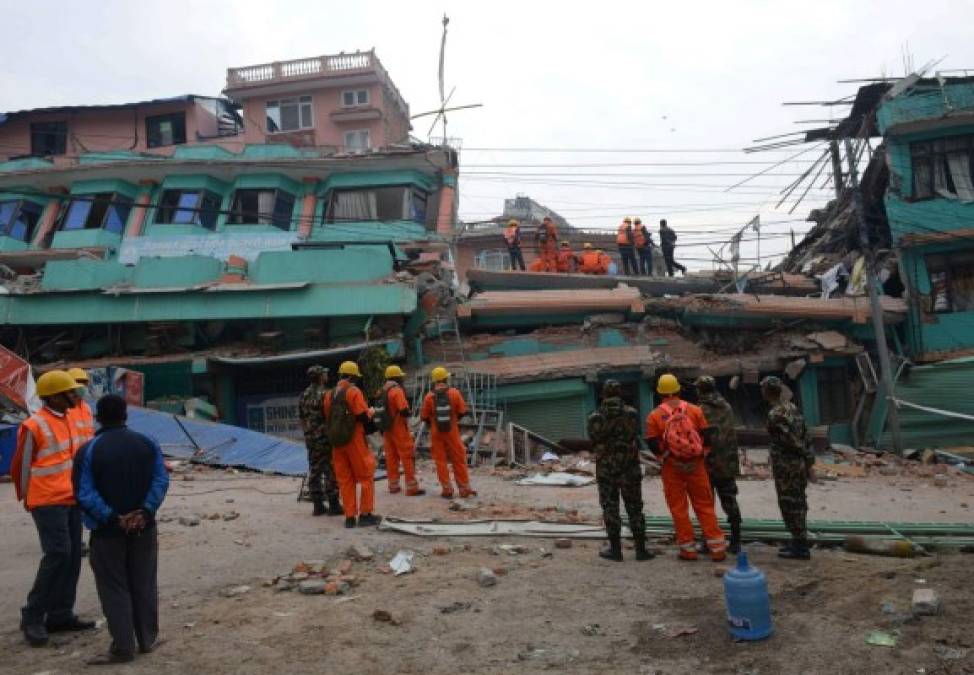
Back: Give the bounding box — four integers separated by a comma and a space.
505, 395, 588, 442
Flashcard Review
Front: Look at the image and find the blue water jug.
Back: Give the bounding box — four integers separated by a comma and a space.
723, 551, 773, 640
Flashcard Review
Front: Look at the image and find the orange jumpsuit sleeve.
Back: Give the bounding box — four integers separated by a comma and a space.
645, 409, 665, 440
450, 388, 468, 417
389, 387, 409, 415
345, 386, 368, 416
322, 390, 332, 417
420, 393, 433, 422
689, 404, 709, 430
11, 424, 30, 502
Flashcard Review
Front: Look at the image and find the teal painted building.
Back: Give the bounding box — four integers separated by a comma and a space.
0, 142, 459, 429
877, 76, 974, 361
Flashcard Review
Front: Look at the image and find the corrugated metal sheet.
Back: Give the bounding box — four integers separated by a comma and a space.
127, 406, 307, 476
505, 395, 588, 443
880, 357, 974, 449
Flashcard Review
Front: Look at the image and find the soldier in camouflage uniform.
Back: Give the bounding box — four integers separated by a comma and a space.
587, 380, 653, 562
298, 366, 341, 516
695, 376, 743, 553
761, 376, 816, 560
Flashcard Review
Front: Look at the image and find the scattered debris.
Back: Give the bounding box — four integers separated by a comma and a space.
178, 515, 200, 527
298, 580, 328, 595
337, 560, 353, 575
845, 536, 916, 558
713, 566, 729, 578
911, 588, 941, 616
478, 567, 498, 587
439, 601, 472, 615
372, 609, 399, 625
389, 550, 415, 576
347, 545, 375, 562
554, 538, 572, 549
933, 644, 968, 660
497, 544, 529, 555
432, 545, 451, 556
655, 625, 699, 639
221, 585, 251, 598
581, 623, 602, 636
806, 330, 848, 351
515, 472, 595, 487
222, 511, 240, 521
865, 630, 898, 648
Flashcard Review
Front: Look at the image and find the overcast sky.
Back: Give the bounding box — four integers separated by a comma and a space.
3, 0, 972, 267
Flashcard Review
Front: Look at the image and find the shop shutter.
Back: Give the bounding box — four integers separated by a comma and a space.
505, 395, 588, 443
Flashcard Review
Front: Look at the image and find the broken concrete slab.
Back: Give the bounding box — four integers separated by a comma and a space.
784, 358, 807, 380
911, 588, 941, 616
477, 568, 498, 587
807, 330, 849, 351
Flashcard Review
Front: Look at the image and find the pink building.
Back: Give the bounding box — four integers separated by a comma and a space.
223, 50, 411, 152
0, 49, 412, 163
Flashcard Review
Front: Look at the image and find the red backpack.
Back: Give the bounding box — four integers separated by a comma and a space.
661, 401, 705, 460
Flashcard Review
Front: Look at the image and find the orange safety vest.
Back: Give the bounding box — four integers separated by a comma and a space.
617, 224, 634, 246
13, 407, 78, 510
579, 251, 602, 273
503, 225, 520, 247
67, 400, 95, 448
556, 249, 576, 272
633, 225, 648, 248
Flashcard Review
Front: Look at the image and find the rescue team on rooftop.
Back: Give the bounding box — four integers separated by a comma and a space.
12, 363, 814, 660
503, 216, 688, 276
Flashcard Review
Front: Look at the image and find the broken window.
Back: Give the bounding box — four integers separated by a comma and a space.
816, 366, 853, 425
30, 121, 67, 156
146, 112, 187, 148
926, 249, 974, 313
228, 188, 296, 230
265, 96, 313, 133
0, 199, 43, 243
60, 193, 132, 234
910, 135, 974, 201
342, 89, 369, 107
155, 189, 221, 230
326, 185, 427, 223
343, 129, 371, 152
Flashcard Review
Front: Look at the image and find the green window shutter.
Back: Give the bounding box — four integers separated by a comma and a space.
505, 395, 588, 443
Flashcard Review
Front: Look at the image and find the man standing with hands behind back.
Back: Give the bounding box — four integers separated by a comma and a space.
74, 394, 170, 665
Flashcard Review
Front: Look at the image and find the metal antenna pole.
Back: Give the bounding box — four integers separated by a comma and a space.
843, 137, 903, 454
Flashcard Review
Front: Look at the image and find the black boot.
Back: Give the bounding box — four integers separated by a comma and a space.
598, 535, 623, 562
778, 538, 811, 560
634, 534, 655, 561
344, 517, 357, 529
21, 622, 48, 647
327, 497, 343, 516
357, 513, 381, 527
312, 500, 326, 516
728, 520, 742, 554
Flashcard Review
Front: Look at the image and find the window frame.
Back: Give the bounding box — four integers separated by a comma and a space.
910, 135, 974, 201
342, 89, 370, 107
30, 121, 68, 156
145, 111, 188, 148
227, 188, 297, 231
815, 365, 854, 425
265, 96, 314, 133
343, 129, 371, 152
325, 184, 427, 224
154, 188, 222, 230
0, 199, 43, 243
59, 192, 132, 234
925, 248, 974, 314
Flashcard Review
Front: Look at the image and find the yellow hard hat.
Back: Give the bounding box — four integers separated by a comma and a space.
36, 370, 79, 398
431, 366, 450, 382
338, 361, 361, 377
508, 219, 518, 227
656, 373, 681, 395
583, 242, 593, 249
67, 367, 89, 384
385, 365, 405, 379
623, 216, 632, 223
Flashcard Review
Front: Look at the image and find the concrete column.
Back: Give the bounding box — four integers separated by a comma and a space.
298, 177, 318, 238
125, 180, 157, 238
435, 169, 458, 236
30, 187, 69, 249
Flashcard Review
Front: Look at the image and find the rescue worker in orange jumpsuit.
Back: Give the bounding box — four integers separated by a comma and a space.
421, 367, 477, 498
555, 241, 577, 273
323, 361, 380, 529
616, 217, 638, 276
645, 373, 727, 562
11, 370, 96, 646
578, 243, 609, 275
534, 216, 560, 272
67, 368, 95, 446
503, 219, 526, 271
633, 218, 655, 276
378, 365, 425, 496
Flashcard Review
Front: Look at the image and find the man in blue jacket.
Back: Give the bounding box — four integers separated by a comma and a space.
74, 395, 169, 665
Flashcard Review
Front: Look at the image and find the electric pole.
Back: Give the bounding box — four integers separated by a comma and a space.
843, 137, 904, 454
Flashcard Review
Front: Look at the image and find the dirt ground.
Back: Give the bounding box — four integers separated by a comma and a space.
2, 462, 973, 675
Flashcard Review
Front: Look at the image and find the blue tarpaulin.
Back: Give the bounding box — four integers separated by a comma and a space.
127, 406, 308, 476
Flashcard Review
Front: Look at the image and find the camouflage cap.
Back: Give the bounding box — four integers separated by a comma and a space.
602, 379, 623, 398
307, 365, 328, 379
760, 375, 782, 392
694, 375, 716, 392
